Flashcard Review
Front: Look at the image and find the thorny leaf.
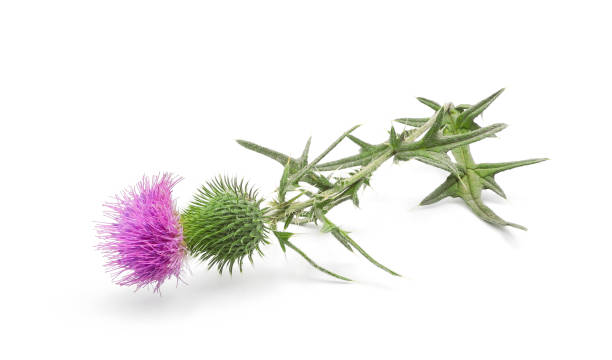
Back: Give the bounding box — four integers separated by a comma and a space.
237, 88, 546, 282
408, 89, 547, 230
420, 157, 547, 230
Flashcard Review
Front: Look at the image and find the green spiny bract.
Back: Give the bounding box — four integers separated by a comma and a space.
181, 176, 269, 274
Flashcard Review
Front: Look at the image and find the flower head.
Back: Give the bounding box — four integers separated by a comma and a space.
97, 174, 186, 292
182, 176, 269, 274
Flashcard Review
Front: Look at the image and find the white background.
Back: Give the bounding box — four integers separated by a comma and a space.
1, 1, 610, 359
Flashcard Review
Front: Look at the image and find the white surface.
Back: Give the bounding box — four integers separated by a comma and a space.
1, 1, 610, 359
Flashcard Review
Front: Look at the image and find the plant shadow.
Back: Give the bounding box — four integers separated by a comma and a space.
415, 197, 521, 247
97, 265, 356, 319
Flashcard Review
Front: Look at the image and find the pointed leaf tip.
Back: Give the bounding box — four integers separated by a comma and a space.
395, 117, 429, 127
347, 134, 373, 149
236, 139, 292, 165
457, 88, 506, 129
508, 223, 528, 231
300, 136, 312, 163
288, 124, 360, 184
475, 157, 547, 177
416, 97, 441, 111
283, 238, 353, 281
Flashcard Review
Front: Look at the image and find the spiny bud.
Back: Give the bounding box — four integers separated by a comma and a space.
181, 176, 269, 274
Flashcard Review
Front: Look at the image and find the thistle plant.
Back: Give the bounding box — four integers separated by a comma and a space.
97, 88, 546, 292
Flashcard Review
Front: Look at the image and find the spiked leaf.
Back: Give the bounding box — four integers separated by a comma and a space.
460, 169, 526, 230
389, 126, 400, 151
277, 159, 295, 203
394, 117, 429, 127
238, 138, 336, 191
395, 150, 462, 178
316, 208, 353, 251
397, 90, 548, 230
347, 134, 374, 149
273, 230, 293, 253
396, 122, 507, 154
421, 105, 448, 143
236, 139, 292, 166
474, 158, 549, 178
422, 123, 507, 153
315, 209, 399, 276
315, 145, 387, 171
317, 115, 506, 172
420, 175, 459, 205
282, 237, 352, 281
235, 88, 546, 283
480, 175, 506, 198
455, 104, 471, 111
420, 171, 526, 229
288, 125, 360, 184
457, 88, 504, 129
339, 230, 400, 276
417, 96, 441, 111
299, 137, 312, 166
419, 148, 547, 230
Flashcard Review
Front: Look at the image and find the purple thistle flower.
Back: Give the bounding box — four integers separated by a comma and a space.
97, 173, 186, 292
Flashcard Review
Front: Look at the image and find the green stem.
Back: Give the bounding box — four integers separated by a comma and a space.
285, 148, 394, 216
275, 115, 440, 221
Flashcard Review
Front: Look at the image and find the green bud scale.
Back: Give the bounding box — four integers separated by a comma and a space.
181, 176, 269, 274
